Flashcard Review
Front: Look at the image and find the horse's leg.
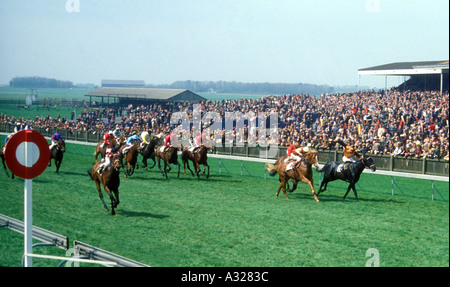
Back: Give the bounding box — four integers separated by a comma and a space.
157, 157, 165, 177
177, 162, 180, 178
164, 161, 169, 179
288, 181, 298, 193
104, 186, 116, 215
206, 163, 210, 179
96, 181, 108, 211
343, 183, 353, 200
150, 154, 156, 169
195, 162, 201, 178
281, 181, 289, 200
56, 160, 61, 174
302, 178, 319, 202
276, 181, 283, 198
112, 188, 119, 208
350, 183, 359, 202
186, 160, 195, 176
2, 158, 10, 178
142, 157, 148, 169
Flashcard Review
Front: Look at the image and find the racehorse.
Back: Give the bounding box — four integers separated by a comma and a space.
265, 150, 320, 202
155, 145, 180, 179
48, 139, 65, 174
139, 137, 162, 170
0, 147, 14, 179
118, 141, 140, 178
88, 154, 121, 215
315, 155, 376, 202
94, 135, 124, 161
181, 145, 213, 179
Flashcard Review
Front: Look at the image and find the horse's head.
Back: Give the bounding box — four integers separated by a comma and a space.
112, 156, 121, 172
305, 150, 319, 168
58, 139, 66, 153
362, 155, 376, 172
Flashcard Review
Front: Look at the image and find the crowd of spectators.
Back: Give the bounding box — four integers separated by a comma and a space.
1, 89, 448, 161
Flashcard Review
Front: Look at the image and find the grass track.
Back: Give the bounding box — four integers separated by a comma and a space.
0, 142, 448, 267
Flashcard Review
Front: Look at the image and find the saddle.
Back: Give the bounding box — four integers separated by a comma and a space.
188, 146, 200, 154
337, 162, 352, 173
285, 159, 302, 171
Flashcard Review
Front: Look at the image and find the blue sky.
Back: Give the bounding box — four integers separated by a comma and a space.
0, 0, 448, 89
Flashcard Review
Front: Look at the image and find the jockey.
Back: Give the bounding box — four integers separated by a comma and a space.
140, 130, 152, 149
189, 133, 207, 153
112, 126, 122, 138
101, 130, 115, 149
49, 133, 64, 150
98, 146, 119, 176
123, 132, 141, 154
336, 138, 361, 163
287, 142, 310, 162
2, 133, 12, 153
161, 133, 175, 153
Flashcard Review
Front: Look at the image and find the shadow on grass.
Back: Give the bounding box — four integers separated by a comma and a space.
119, 209, 170, 219
286, 190, 405, 203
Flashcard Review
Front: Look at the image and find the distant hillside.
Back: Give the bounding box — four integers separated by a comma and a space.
146, 80, 362, 95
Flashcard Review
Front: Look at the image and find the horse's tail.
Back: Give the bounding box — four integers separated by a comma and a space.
265, 162, 278, 177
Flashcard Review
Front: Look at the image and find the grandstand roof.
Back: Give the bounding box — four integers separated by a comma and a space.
85, 87, 206, 103
358, 60, 449, 76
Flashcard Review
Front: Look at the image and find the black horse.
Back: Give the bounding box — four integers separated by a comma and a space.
0, 146, 14, 179
316, 155, 376, 202
139, 137, 161, 170
48, 139, 66, 174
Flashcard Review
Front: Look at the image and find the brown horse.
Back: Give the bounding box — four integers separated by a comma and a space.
0, 146, 14, 179
155, 145, 180, 179
265, 150, 320, 202
181, 145, 213, 179
48, 139, 65, 174
118, 142, 140, 178
88, 154, 121, 215
94, 135, 124, 161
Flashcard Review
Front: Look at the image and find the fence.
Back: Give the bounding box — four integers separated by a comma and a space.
1, 123, 448, 177
0, 213, 149, 267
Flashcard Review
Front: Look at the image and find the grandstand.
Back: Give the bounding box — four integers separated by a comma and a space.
358, 60, 449, 93
85, 87, 206, 107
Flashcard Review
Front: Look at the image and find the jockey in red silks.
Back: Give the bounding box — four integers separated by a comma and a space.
194, 133, 207, 147
287, 142, 310, 161
101, 131, 115, 149
161, 133, 175, 153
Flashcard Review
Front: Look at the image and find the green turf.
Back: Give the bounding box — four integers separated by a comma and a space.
0, 142, 448, 267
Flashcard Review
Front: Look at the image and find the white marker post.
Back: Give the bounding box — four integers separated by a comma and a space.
24, 178, 33, 267
4, 130, 51, 267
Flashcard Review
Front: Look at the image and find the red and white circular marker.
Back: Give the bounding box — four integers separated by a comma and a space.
4, 130, 50, 179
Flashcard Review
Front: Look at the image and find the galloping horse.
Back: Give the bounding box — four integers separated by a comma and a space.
48, 139, 65, 174
155, 145, 180, 179
139, 137, 162, 170
0, 146, 14, 179
265, 150, 320, 202
181, 145, 213, 179
316, 155, 376, 202
118, 142, 140, 178
88, 154, 121, 215
94, 135, 124, 161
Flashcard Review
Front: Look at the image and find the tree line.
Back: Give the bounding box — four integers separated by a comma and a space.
10, 76, 74, 89
147, 80, 360, 95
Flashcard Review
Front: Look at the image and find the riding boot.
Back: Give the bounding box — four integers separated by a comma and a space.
98, 165, 104, 176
